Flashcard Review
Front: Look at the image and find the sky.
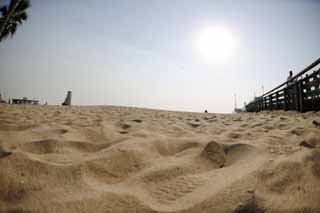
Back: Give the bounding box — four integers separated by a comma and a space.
0, 0, 320, 113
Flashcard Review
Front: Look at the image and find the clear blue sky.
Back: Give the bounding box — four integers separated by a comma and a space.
1, 0, 319, 113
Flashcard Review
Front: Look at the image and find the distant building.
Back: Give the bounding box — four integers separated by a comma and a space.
12, 97, 39, 105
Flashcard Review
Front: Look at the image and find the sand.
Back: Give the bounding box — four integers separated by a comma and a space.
0, 104, 320, 213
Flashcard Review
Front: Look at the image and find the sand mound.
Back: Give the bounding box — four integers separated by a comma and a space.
151, 138, 202, 157
21, 139, 66, 154
224, 143, 257, 164
84, 144, 157, 184
201, 141, 257, 168
0, 152, 84, 210
1, 105, 320, 212
254, 150, 320, 212
201, 141, 226, 167
21, 139, 108, 154
304, 132, 320, 148
142, 165, 195, 185
258, 161, 304, 193
176, 141, 202, 153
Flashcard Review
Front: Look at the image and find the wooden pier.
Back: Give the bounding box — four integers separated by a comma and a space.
12, 97, 39, 105
246, 58, 320, 112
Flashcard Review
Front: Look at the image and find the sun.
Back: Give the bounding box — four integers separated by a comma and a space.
195, 26, 236, 63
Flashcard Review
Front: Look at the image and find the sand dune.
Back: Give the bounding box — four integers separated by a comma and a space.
0, 105, 320, 212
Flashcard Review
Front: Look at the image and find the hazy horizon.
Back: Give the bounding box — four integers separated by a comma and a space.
1, 0, 320, 113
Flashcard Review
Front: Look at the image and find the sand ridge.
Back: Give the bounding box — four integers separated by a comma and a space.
0, 105, 320, 212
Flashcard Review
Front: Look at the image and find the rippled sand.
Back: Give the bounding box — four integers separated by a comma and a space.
0, 104, 320, 212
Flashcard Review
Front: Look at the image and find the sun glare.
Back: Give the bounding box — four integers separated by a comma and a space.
195, 26, 236, 63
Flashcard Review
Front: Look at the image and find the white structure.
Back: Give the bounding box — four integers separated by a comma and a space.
62, 91, 72, 106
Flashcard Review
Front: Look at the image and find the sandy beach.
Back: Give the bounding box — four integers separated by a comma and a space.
0, 104, 320, 212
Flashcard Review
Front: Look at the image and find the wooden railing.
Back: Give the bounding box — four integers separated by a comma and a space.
246, 58, 320, 112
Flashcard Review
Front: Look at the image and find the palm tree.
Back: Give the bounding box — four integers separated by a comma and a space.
0, 0, 30, 42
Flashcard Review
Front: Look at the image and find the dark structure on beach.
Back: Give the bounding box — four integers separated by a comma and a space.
62, 91, 72, 106
12, 97, 39, 105
246, 58, 320, 112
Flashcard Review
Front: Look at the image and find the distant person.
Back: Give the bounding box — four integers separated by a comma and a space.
287, 70, 294, 86
204, 110, 208, 113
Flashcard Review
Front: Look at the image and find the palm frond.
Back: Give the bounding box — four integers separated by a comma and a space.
0, 0, 30, 42
0, 6, 8, 15
12, 11, 28, 23
16, 0, 30, 11
8, 0, 19, 11
9, 22, 17, 36
0, 27, 10, 40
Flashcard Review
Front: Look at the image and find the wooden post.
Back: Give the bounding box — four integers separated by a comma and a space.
259, 98, 262, 111
310, 78, 315, 110
264, 97, 267, 109
276, 92, 279, 109
298, 81, 304, 112
269, 94, 273, 110
284, 88, 288, 111
294, 82, 300, 111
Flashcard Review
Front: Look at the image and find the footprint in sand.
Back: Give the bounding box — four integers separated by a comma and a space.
226, 132, 241, 139
188, 122, 201, 128
148, 176, 206, 203
117, 121, 131, 130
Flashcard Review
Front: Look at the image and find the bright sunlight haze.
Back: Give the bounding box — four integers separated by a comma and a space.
195, 26, 236, 63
